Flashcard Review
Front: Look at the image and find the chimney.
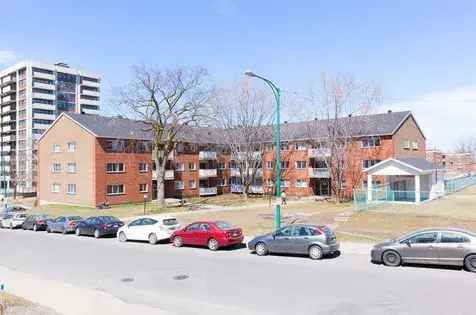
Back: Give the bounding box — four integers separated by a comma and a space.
284, 121, 288, 124
387, 110, 392, 113
314, 117, 318, 121
348, 114, 352, 117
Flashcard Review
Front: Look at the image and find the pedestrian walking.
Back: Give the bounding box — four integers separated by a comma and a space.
281, 191, 287, 206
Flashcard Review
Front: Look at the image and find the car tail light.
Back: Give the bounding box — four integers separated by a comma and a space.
37, 220, 46, 225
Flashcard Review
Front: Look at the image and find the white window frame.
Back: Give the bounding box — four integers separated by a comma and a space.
67, 142, 76, 152
267, 161, 273, 170
403, 140, 411, 150
107, 184, 125, 195
139, 183, 148, 192
52, 144, 60, 153
52, 163, 61, 173
176, 163, 185, 171
189, 179, 196, 189
106, 163, 125, 173
295, 179, 308, 188
67, 183, 76, 195
52, 183, 60, 193
188, 162, 196, 171
361, 137, 381, 148
175, 180, 184, 190
67, 162, 77, 173
295, 161, 307, 169
294, 142, 306, 150
139, 162, 148, 173
411, 141, 419, 150
281, 180, 289, 188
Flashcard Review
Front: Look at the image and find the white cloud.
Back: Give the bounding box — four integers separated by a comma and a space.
0, 50, 16, 65
387, 86, 476, 151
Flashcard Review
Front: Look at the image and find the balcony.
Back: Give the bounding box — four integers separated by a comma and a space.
33, 123, 50, 130
2, 126, 11, 133
33, 72, 55, 81
81, 80, 100, 89
80, 99, 100, 107
230, 184, 264, 194
308, 168, 330, 178
1, 76, 16, 85
164, 170, 174, 180
199, 151, 217, 160
1, 85, 15, 95
33, 82, 55, 90
230, 168, 240, 177
233, 151, 261, 160
81, 108, 99, 115
33, 112, 56, 120
32, 102, 55, 111
199, 169, 217, 178
308, 148, 331, 158
81, 89, 100, 97
199, 187, 217, 196
32, 92, 55, 101
1, 95, 14, 103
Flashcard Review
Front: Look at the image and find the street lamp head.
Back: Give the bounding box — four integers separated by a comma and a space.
244, 70, 256, 77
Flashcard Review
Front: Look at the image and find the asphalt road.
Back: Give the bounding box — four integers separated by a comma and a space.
1, 228, 475, 315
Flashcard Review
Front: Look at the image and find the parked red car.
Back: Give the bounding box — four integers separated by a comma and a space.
171, 221, 244, 250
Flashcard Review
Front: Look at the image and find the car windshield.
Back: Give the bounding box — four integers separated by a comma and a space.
38, 215, 51, 219
68, 216, 82, 221
215, 221, 233, 230
163, 218, 178, 226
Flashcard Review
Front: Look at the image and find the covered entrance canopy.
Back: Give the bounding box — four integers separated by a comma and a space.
364, 158, 440, 203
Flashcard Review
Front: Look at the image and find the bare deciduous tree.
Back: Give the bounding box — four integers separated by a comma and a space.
210, 82, 274, 198
308, 74, 382, 202
455, 136, 476, 161
117, 65, 212, 206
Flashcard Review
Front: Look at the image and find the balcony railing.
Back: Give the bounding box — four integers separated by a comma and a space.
199, 169, 217, 178
164, 170, 174, 180
230, 168, 240, 177
33, 72, 55, 81
230, 184, 264, 194
308, 148, 331, 158
199, 187, 217, 196
199, 151, 217, 160
33, 82, 55, 90
308, 167, 330, 178
81, 80, 100, 88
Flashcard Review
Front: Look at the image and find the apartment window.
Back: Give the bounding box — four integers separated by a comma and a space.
403, 140, 411, 150
52, 163, 61, 173
267, 161, 274, 169
411, 141, 419, 150
139, 183, 148, 192
52, 183, 60, 193
218, 178, 226, 186
218, 162, 225, 170
266, 179, 274, 187
175, 181, 184, 190
53, 144, 61, 153
67, 142, 76, 152
67, 184, 76, 195
296, 179, 308, 188
294, 142, 306, 150
189, 180, 197, 189
176, 162, 185, 171
281, 161, 289, 169
188, 162, 196, 171
295, 161, 307, 169
139, 162, 148, 173
281, 142, 289, 150
106, 163, 125, 173
67, 162, 77, 173
361, 137, 381, 148
107, 184, 124, 195
362, 160, 381, 169
281, 180, 289, 187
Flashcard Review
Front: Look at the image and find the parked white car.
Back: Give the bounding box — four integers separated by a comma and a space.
1, 213, 28, 229
117, 217, 181, 244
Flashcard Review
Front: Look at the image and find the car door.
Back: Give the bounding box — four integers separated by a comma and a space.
434, 231, 471, 266
86, 218, 97, 235
400, 231, 439, 264
196, 223, 212, 246
269, 226, 294, 253
138, 218, 157, 240
182, 223, 201, 245
126, 219, 144, 240
291, 226, 312, 254
55, 217, 66, 232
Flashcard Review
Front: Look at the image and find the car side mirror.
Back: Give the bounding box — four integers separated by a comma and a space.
405, 240, 411, 247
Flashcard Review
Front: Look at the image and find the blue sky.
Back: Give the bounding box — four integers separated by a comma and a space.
1, 0, 476, 150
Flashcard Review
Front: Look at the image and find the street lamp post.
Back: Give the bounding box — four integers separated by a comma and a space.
244, 70, 282, 229
143, 194, 148, 215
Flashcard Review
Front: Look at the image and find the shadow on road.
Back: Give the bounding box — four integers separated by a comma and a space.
249, 250, 342, 260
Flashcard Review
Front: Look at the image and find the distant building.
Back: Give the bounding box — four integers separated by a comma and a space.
37, 110, 427, 207
427, 149, 473, 175
0, 61, 101, 196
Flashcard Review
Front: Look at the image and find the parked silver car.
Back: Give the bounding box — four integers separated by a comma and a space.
248, 224, 340, 260
371, 228, 476, 272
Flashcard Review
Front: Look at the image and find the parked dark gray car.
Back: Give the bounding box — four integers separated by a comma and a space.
371, 228, 476, 272
248, 224, 340, 260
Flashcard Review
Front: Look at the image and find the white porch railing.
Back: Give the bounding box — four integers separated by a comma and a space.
200, 187, 217, 196
199, 151, 217, 160
308, 168, 330, 178
199, 169, 217, 177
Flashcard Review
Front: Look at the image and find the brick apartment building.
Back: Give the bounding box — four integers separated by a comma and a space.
426, 150, 473, 175
37, 110, 426, 207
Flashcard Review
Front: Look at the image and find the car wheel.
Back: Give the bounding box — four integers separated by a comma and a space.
464, 254, 476, 273
208, 238, 219, 251
255, 242, 268, 256
149, 233, 158, 245
62, 228, 67, 235
118, 231, 127, 242
309, 245, 323, 260
382, 250, 402, 267
33, 224, 38, 232
173, 236, 183, 247
9, 223, 13, 229
47, 227, 51, 233
75, 228, 81, 236
94, 229, 100, 239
